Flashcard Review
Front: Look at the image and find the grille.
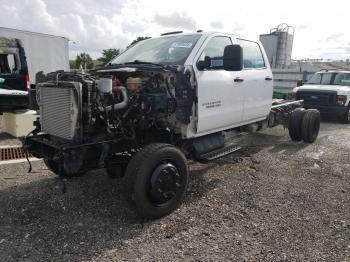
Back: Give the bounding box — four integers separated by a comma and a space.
297, 91, 336, 106
0, 147, 32, 161
39, 83, 81, 140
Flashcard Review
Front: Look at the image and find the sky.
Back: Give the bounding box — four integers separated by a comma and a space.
0, 0, 349, 60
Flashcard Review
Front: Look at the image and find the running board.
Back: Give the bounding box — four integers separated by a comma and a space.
197, 144, 241, 163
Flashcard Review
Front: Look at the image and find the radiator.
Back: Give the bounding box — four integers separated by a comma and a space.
38, 82, 82, 140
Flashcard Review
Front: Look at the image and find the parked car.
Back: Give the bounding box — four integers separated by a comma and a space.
0, 27, 70, 112
293, 71, 350, 123
0, 37, 30, 111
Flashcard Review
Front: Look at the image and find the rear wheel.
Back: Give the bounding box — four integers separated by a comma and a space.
122, 143, 189, 219
301, 109, 320, 143
44, 158, 85, 178
288, 108, 306, 141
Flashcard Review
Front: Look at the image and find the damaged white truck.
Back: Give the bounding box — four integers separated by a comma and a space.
24, 31, 320, 218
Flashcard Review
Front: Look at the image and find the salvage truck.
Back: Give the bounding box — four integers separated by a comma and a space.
25, 31, 320, 218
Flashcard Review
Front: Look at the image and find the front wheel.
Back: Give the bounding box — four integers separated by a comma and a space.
122, 143, 189, 219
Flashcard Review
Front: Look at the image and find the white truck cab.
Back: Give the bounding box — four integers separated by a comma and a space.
186, 32, 273, 137
292, 71, 350, 123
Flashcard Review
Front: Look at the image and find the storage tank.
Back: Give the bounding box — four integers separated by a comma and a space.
259, 23, 294, 68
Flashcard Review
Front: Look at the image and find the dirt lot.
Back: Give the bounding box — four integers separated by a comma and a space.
0, 121, 349, 261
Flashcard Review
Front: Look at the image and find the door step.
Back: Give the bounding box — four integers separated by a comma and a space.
197, 144, 241, 163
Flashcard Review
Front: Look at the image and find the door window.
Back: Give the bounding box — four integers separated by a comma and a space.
198, 36, 232, 70
334, 73, 350, 86
237, 39, 265, 69
0, 54, 17, 74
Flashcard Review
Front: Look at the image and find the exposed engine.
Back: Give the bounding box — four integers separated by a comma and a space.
35, 67, 194, 150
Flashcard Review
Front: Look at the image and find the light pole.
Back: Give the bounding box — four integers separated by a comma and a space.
68, 39, 77, 71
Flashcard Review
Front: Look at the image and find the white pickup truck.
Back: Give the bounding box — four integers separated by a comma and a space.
293, 71, 350, 123
25, 31, 320, 218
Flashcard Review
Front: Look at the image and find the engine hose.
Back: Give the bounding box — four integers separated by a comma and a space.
165, 78, 175, 99
99, 86, 129, 112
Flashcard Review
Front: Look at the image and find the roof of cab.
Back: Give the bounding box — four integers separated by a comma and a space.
158, 31, 247, 39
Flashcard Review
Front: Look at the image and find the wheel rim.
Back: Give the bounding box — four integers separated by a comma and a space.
149, 162, 182, 206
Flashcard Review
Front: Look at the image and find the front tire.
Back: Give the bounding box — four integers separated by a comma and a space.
122, 143, 189, 219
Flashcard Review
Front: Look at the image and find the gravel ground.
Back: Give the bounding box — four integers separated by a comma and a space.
0, 121, 349, 261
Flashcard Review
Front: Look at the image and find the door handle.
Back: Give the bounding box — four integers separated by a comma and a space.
234, 77, 244, 82
265, 76, 273, 81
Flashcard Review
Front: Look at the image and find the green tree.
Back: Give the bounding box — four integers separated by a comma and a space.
69, 60, 76, 69
127, 36, 151, 48
97, 48, 120, 65
75, 52, 94, 69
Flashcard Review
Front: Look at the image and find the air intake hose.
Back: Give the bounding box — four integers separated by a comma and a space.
100, 86, 129, 111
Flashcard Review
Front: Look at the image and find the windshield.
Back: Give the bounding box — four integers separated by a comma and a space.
110, 34, 201, 66
307, 72, 350, 86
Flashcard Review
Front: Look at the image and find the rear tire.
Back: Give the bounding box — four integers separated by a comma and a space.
122, 143, 189, 219
301, 109, 320, 143
288, 108, 306, 141
44, 159, 85, 178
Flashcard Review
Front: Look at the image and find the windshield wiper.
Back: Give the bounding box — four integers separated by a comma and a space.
124, 60, 165, 67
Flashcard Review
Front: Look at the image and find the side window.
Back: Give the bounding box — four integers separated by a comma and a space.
198, 36, 232, 69
237, 39, 265, 69
335, 73, 350, 86
320, 73, 332, 84
0, 54, 17, 74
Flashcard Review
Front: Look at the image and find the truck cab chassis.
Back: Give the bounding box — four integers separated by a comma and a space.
25, 31, 320, 218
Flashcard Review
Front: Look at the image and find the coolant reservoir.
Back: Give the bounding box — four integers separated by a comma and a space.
99, 77, 113, 93
126, 77, 142, 92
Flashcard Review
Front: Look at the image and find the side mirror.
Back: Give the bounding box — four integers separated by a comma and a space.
197, 56, 211, 70
223, 45, 243, 71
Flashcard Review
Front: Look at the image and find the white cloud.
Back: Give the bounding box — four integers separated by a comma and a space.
210, 21, 224, 29
0, 0, 348, 60
154, 12, 197, 30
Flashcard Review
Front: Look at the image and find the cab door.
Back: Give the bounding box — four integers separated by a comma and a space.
194, 35, 244, 134
236, 39, 273, 122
